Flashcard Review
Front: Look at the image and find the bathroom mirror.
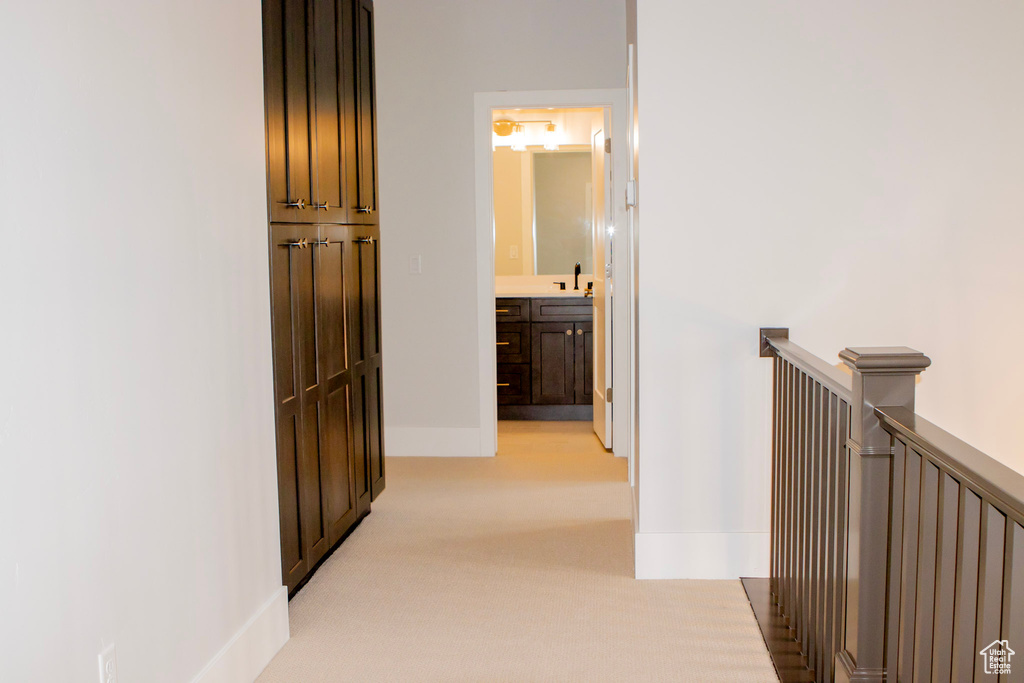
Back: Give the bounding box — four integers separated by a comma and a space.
493, 145, 594, 277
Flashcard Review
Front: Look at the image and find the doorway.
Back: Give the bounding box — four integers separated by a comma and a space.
473, 89, 632, 483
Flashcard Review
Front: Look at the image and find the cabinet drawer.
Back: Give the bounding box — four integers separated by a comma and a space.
497, 363, 530, 405
496, 298, 529, 322
496, 323, 530, 363
530, 297, 592, 322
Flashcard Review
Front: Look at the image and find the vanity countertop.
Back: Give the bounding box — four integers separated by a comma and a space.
496, 290, 590, 298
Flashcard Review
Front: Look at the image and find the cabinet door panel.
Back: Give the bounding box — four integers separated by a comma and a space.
270, 224, 324, 591
352, 367, 372, 515
315, 225, 356, 543
276, 412, 305, 587
497, 363, 530, 405
310, 0, 354, 224
368, 363, 385, 500
351, 230, 381, 362
350, 0, 378, 223
302, 402, 329, 568
496, 323, 530, 364
574, 322, 593, 404
264, 0, 319, 224
531, 322, 575, 404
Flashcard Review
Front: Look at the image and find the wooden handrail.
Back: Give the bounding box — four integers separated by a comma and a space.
876, 406, 1024, 527
766, 336, 853, 402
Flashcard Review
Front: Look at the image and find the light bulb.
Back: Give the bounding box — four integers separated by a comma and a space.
510, 123, 526, 152
543, 123, 559, 151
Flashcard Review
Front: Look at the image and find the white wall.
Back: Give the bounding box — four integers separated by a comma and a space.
375, 0, 626, 454
0, 1, 287, 680
636, 0, 1024, 577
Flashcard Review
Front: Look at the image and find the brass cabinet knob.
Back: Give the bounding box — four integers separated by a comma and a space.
356, 206, 374, 214
313, 201, 330, 210
566, 330, 572, 335
354, 236, 374, 244
281, 199, 306, 209
577, 329, 583, 335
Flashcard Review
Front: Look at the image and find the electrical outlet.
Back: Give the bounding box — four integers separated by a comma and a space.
509, 245, 519, 259
98, 644, 118, 683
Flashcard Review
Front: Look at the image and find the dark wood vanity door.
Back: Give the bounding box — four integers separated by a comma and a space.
531, 322, 576, 405
574, 322, 593, 404
270, 224, 330, 592
349, 0, 378, 224
263, 0, 321, 224
497, 364, 530, 405
496, 323, 530, 364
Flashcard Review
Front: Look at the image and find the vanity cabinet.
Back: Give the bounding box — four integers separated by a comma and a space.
264, 0, 383, 596
496, 297, 593, 420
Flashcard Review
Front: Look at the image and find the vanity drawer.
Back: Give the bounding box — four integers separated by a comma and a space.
496, 298, 529, 322
496, 363, 530, 405
496, 323, 530, 363
530, 297, 592, 322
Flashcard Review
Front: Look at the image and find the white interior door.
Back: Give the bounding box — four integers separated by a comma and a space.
592, 112, 613, 448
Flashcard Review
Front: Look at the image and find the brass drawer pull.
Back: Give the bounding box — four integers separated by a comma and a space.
496, 309, 509, 313
313, 201, 330, 210
354, 237, 374, 244
497, 383, 510, 387
286, 238, 309, 248
280, 198, 306, 209
496, 342, 510, 346
356, 206, 374, 214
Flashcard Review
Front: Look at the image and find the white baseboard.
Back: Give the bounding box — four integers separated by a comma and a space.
634, 531, 769, 579
192, 586, 289, 683
385, 427, 490, 457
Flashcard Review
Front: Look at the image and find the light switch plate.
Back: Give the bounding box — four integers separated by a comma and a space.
409, 255, 422, 274
98, 644, 118, 683
509, 245, 519, 259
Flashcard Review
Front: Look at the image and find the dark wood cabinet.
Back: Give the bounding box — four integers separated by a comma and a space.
263, 0, 320, 224
496, 298, 592, 420
264, 0, 383, 595
351, 0, 378, 223
263, 0, 371, 225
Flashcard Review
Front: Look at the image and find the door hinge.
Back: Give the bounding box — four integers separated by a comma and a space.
626, 179, 637, 207
604, 138, 611, 153
606, 387, 613, 403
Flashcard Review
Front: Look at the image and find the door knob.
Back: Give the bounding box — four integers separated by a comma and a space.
281, 199, 306, 209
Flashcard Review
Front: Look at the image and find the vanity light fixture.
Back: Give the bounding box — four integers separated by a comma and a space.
493, 119, 558, 152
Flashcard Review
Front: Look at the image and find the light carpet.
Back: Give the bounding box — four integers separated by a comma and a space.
256, 421, 777, 682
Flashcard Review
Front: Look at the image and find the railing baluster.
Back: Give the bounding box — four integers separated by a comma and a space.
884, 438, 907, 683
931, 471, 959, 682
898, 447, 923, 681
950, 487, 981, 683
912, 459, 940, 681
1001, 522, 1024, 683
974, 504, 1006, 681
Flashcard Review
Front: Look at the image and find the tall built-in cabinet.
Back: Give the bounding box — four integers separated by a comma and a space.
263, 0, 382, 595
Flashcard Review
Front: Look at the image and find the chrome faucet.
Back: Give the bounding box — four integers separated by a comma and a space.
573, 262, 581, 290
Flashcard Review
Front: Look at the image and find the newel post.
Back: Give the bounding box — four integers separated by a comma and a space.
835, 347, 930, 683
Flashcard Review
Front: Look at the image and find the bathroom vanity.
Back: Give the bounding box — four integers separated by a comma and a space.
496, 296, 593, 420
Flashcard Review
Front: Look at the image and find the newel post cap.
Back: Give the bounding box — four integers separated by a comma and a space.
839, 346, 931, 374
